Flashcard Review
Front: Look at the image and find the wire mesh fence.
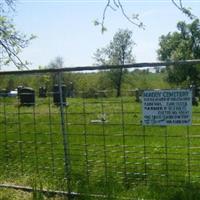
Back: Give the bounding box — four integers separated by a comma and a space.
1, 61, 200, 199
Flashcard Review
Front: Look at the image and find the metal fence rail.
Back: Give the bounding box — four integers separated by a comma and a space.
1, 59, 200, 75
1, 60, 200, 199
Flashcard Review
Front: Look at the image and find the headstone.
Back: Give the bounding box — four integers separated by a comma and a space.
17, 86, 23, 95
53, 85, 67, 106
18, 87, 35, 106
190, 85, 199, 106
66, 82, 74, 97
0, 89, 8, 97
135, 89, 143, 102
39, 86, 47, 98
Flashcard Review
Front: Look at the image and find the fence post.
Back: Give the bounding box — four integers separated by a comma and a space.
58, 72, 71, 198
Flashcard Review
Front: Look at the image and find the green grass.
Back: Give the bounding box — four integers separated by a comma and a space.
1, 95, 200, 199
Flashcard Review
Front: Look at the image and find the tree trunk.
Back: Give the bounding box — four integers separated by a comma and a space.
116, 67, 123, 97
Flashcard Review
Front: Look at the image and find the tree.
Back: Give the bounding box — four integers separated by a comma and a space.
157, 19, 200, 86
48, 56, 64, 69
94, 29, 135, 97
47, 56, 65, 86
1, 0, 197, 70
0, 0, 35, 70
95, 0, 197, 33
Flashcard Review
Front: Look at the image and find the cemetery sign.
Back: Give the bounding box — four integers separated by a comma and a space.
142, 89, 192, 126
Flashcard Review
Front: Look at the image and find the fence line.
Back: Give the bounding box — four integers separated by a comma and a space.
0, 59, 200, 75
1, 61, 200, 199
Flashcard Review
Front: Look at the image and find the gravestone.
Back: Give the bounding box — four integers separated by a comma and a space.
39, 86, 47, 98
135, 89, 143, 102
18, 87, 35, 106
0, 89, 8, 97
53, 85, 67, 106
190, 85, 199, 106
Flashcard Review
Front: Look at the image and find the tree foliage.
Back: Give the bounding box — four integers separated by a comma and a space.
47, 56, 64, 69
95, 0, 197, 33
94, 29, 135, 96
46, 56, 65, 85
94, 0, 144, 33
1, 0, 198, 70
0, 0, 35, 70
157, 19, 200, 86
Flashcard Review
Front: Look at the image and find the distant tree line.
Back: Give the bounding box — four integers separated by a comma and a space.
0, 69, 169, 98
1, 0, 200, 97
1, 0, 198, 70
1, 19, 200, 98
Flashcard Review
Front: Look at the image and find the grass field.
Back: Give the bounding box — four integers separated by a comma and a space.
1, 94, 200, 199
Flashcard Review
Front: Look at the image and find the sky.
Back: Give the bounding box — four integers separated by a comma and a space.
2, 0, 200, 70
